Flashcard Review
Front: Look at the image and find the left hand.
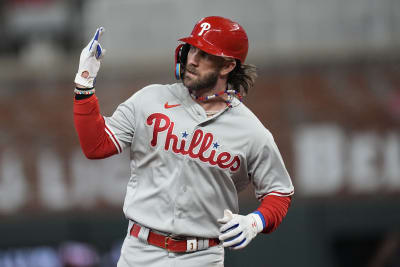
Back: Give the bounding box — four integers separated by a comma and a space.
217, 209, 263, 250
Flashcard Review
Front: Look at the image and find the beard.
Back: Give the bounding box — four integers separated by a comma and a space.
182, 66, 219, 92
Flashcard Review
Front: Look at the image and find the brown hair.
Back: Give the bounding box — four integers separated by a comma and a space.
227, 60, 258, 95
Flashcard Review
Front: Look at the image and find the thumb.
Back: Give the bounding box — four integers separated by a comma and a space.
217, 209, 234, 224
96, 43, 106, 59
99, 48, 106, 59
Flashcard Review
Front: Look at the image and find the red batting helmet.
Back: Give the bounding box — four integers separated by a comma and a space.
175, 16, 249, 79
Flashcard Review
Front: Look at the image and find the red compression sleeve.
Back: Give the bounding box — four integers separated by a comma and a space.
74, 95, 119, 159
256, 195, 292, 234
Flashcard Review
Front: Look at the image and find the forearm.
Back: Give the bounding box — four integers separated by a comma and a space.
74, 95, 118, 159
256, 195, 292, 234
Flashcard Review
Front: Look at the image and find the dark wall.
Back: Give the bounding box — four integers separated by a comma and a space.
1, 198, 400, 267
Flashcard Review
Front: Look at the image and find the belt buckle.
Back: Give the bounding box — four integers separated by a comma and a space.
164, 235, 179, 252
164, 236, 170, 251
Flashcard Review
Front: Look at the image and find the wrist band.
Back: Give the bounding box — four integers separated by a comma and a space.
74, 88, 95, 95
252, 211, 266, 229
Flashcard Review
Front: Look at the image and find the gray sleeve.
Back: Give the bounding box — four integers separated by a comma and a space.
103, 97, 136, 152
248, 131, 294, 200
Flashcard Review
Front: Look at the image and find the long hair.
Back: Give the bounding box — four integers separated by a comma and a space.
227, 60, 258, 95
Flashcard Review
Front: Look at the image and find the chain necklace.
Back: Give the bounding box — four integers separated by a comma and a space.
189, 89, 242, 108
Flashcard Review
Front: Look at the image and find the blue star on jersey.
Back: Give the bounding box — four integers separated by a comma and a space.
213, 142, 219, 149
182, 131, 189, 138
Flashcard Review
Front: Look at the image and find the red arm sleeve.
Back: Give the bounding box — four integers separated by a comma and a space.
73, 95, 119, 159
256, 195, 292, 234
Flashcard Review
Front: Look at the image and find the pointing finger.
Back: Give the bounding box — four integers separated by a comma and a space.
89, 27, 105, 51
93, 27, 105, 41
89, 40, 99, 55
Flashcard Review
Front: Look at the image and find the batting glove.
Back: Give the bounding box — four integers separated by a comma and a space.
218, 209, 264, 250
75, 27, 106, 88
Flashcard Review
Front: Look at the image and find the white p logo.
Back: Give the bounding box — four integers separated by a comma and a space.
198, 22, 211, 36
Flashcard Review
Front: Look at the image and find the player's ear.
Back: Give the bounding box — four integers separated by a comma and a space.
219, 59, 236, 76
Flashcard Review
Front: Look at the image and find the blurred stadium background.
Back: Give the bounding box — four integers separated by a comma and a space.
0, 0, 400, 266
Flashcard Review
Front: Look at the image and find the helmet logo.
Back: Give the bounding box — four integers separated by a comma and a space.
198, 22, 211, 36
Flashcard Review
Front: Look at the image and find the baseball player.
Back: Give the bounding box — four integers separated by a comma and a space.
73, 16, 294, 267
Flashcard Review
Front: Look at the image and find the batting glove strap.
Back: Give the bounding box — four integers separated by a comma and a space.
217, 209, 264, 250
75, 27, 106, 88
252, 210, 266, 230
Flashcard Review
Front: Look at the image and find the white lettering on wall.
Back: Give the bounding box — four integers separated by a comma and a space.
38, 149, 69, 210
0, 148, 128, 214
383, 133, 400, 190
294, 125, 400, 196
348, 133, 380, 192
71, 151, 104, 208
294, 125, 345, 195
0, 150, 28, 212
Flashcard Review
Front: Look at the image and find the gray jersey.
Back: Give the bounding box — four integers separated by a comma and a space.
104, 83, 294, 238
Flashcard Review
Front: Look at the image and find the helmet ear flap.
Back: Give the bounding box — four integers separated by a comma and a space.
174, 44, 190, 80
175, 63, 182, 80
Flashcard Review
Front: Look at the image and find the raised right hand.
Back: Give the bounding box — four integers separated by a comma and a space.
74, 27, 106, 88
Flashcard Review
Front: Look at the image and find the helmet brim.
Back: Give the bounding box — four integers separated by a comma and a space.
179, 36, 236, 61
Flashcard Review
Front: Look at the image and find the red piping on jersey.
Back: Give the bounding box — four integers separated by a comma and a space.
256, 195, 292, 234
257, 191, 294, 200
73, 95, 119, 159
104, 124, 122, 153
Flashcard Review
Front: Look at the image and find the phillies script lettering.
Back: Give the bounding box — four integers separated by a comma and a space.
146, 113, 240, 172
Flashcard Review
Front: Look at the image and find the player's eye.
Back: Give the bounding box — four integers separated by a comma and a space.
188, 45, 198, 54
189, 45, 208, 58
199, 50, 209, 59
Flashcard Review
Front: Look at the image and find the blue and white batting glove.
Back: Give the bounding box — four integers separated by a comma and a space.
75, 27, 106, 88
218, 209, 264, 250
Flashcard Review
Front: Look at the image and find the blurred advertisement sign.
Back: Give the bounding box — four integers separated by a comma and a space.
295, 125, 400, 195
0, 150, 129, 214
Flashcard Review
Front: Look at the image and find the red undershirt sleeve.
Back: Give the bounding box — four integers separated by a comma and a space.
73, 94, 119, 159
256, 195, 292, 234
